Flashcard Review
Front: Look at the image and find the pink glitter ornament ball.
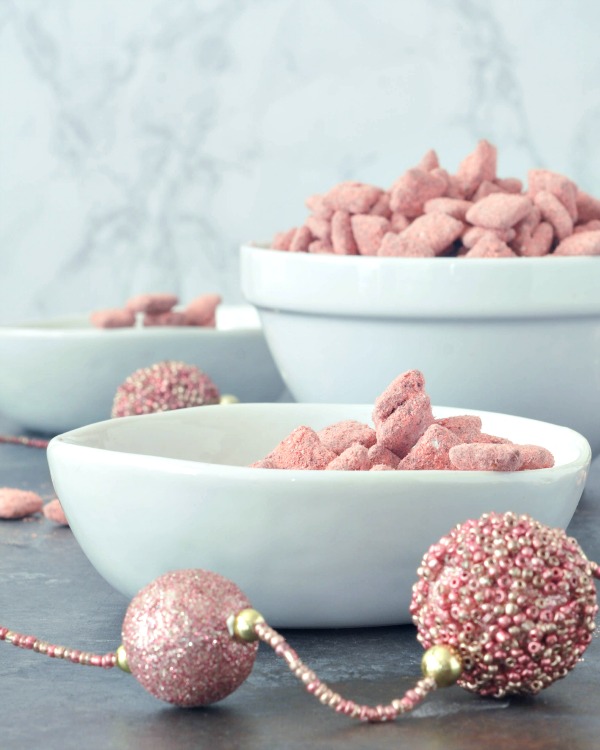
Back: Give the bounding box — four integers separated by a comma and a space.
111, 361, 220, 418
122, 570, 258, 707
411, 512, 598, 698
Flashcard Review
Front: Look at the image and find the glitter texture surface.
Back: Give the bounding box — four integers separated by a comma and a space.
411, 512, 598, 697
122, 570, 258, 707
111, 361, 220, 418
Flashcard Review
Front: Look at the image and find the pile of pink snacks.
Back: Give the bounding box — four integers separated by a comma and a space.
271, 140, 600, 258
90, 293, 221, 329
251, 370, 554, 472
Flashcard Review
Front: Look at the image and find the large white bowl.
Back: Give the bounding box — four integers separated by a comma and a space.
0, 305, 286, 434
47, 403, 591, 628
241, 245, 600, 452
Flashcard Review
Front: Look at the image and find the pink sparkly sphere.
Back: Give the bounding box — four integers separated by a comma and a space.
122, 570, 258, 707
111, 360, 220, 418
411, 512, 598, 697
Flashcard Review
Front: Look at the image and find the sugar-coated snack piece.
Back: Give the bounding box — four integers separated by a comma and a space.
370, 463, 394, 471
185, 293, 222, 327
575, 190, 600, 223
0, 488, 43, 519
389, 169, 447, 217
350, 215, 390, 255
271, 228, 296, 250
520, 221, 553, 257
472, 180, 505, 202
435, 415, 482, 442
317, 419, 377, 455
574, 219, 600, 234
465, 233, 517, 258
249, 458, 277, 469
126, 293, 179, 314
416, 149, 440, 171
43, 498, 69, 526
331, 210, 358, 255
367, 444, 401, 469
326, 444, 371, 471
533, 191, 573, 240
390, 213, 410, 232
511, 206, 542, 252
305, 194, 334, 219
289, 225, 312, 253
495, 177, 523, 194
90, 308, 136, 329
449, 443, 524, 472
399, 424, 461, 470
554, 230, 600, 256
144, 311, 189, 327
528, 169, 578, 221
423, 198, 473, 221
475, 433, 512, 444
325, 181, 382, 214
308, 239, 333, 254
517, 445, 555, 470
456, 139, 497, 198
369, 193, 392, 218
466, 194, 533, 230
259, 426, 337, 470
399, 213, 464, 255
305, 216, 331, 240
462, 226, 516, 248
378, 232, 435, 257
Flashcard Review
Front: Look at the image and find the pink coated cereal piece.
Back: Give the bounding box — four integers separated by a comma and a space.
43, 498, 69, 526
350, 215, 390, 256
554, 230, 600, 256
517, 445, 555, 470
271, 228, 296, 250
416, 149, 440, 171
456, 139, 497, 198
390, 213, 410, 232
519, 221, 554, 257
325, 182, 382, 214
144, 311, 189, 327
308, 239, 333, 254
305, 194, 334, 219
399, 424, 461, 470
90, 308, 136, 329
250, 458, 277, 469
466, 194, 533, 230
0, 488, 43, 519
326, 444, 371, 471
400, 213, 464, 255
575, 190, 600, 223
574, 219, 600, 233
259, 426, 337, 470
370, 463, 394, 471
289, 225, 312, 252
449, 443, 524, 472
317, 419, 377, 455
305, 216, 331, 240
472, 180, 505, 202
475, 433, 512, 444
440, 172, 465, 200
435, 415, 482, 443
430, 168, 451, 194
533, 190, 573, 241
528, 169, 578, 221
369, 193, 392, 218
184, 294, 222, 326
495, 177, 523, 194
423, 198, 473, 221
511, 206, 542, 252
464, 234, 517, 258
462, 226, 515, 248
373, 369, 427, 421
389, 169, 447, 217
331, 210, 358, 255
126, 293, 179, 314
377, 232, 435, 257
367, 444, 401, 469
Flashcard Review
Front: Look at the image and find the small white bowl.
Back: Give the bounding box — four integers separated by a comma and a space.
47, 403, 591, 628
0, 305, 286, 434
240, 245, 600, 452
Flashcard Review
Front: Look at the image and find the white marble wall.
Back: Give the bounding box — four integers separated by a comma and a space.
1, 0, 599, 322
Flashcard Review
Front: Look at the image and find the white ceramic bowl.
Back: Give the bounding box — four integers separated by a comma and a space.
0, 305, 286, 434
241, 245, 600, 453
47, 403, 591, 628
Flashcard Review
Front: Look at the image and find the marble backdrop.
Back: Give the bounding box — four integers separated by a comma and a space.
1, 0, 599, 322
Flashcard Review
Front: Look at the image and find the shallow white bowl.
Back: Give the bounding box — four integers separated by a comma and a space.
240, 245, 600, 452
0, 305, 286, 434
47, 403, 591, 628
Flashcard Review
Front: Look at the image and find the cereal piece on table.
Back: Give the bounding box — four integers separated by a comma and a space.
574, 220, 600, 233
331, 210, 358, 254
462, 226, 516, 248
416, 149, 439, 171
289, 225, 312, 252
350, 215, 390, 255
144, 311, 189, 327
517, 445, 555, 470
465, 194, 533, 230
423, 198, 473, 221
90, 308, 136, 329
326, 444, 371, 471
271, 228, 296, 250
369, 193, 392, 218
325, 182, 382, 214
377, 232, 435, 257
305, 216, 331, 240
258, 426, 337, 470
390, 213, 410, 232
575, 190, 600, 223
370, 463, 394, 471
126, 293, 179, 314
367, 444, 401, 469
449, 443, 524, 471
185, 293, 222, 327
399, 213, 464, 255
554, 230, 600, 256
318, 419, 377, 455
465, 233, 517, 258
519, 222, 554, 257
533, 191, 573, 241
399, 424, 461, 470
495, 177, 523, 194
472, 180, 505, 202
456, 139, 497, 198
389, 169, 447, 217
43, 498, 69, 526
0, 488, 43, 519
308, 239, 333, 254
305, 194, 334, 219
435, 415, 483, 442
528, 169, 578, 221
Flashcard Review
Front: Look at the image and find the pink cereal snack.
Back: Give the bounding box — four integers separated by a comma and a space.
126, 293, 179, 315
91, 293, 222, 329
184, 293, 222, 327
0, 488, 43, 519
90, 308, 135, 329
250, 370, 554, 473
269, 140, 600, 258
43, 498, 69, 526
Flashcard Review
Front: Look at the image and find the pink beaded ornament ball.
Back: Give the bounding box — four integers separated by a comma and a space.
111, 360, 220, 418
121, 570, 258, 707
411, 512, 598, 697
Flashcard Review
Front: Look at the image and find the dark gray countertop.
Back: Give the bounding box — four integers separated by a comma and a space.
1, 423, 599, 750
